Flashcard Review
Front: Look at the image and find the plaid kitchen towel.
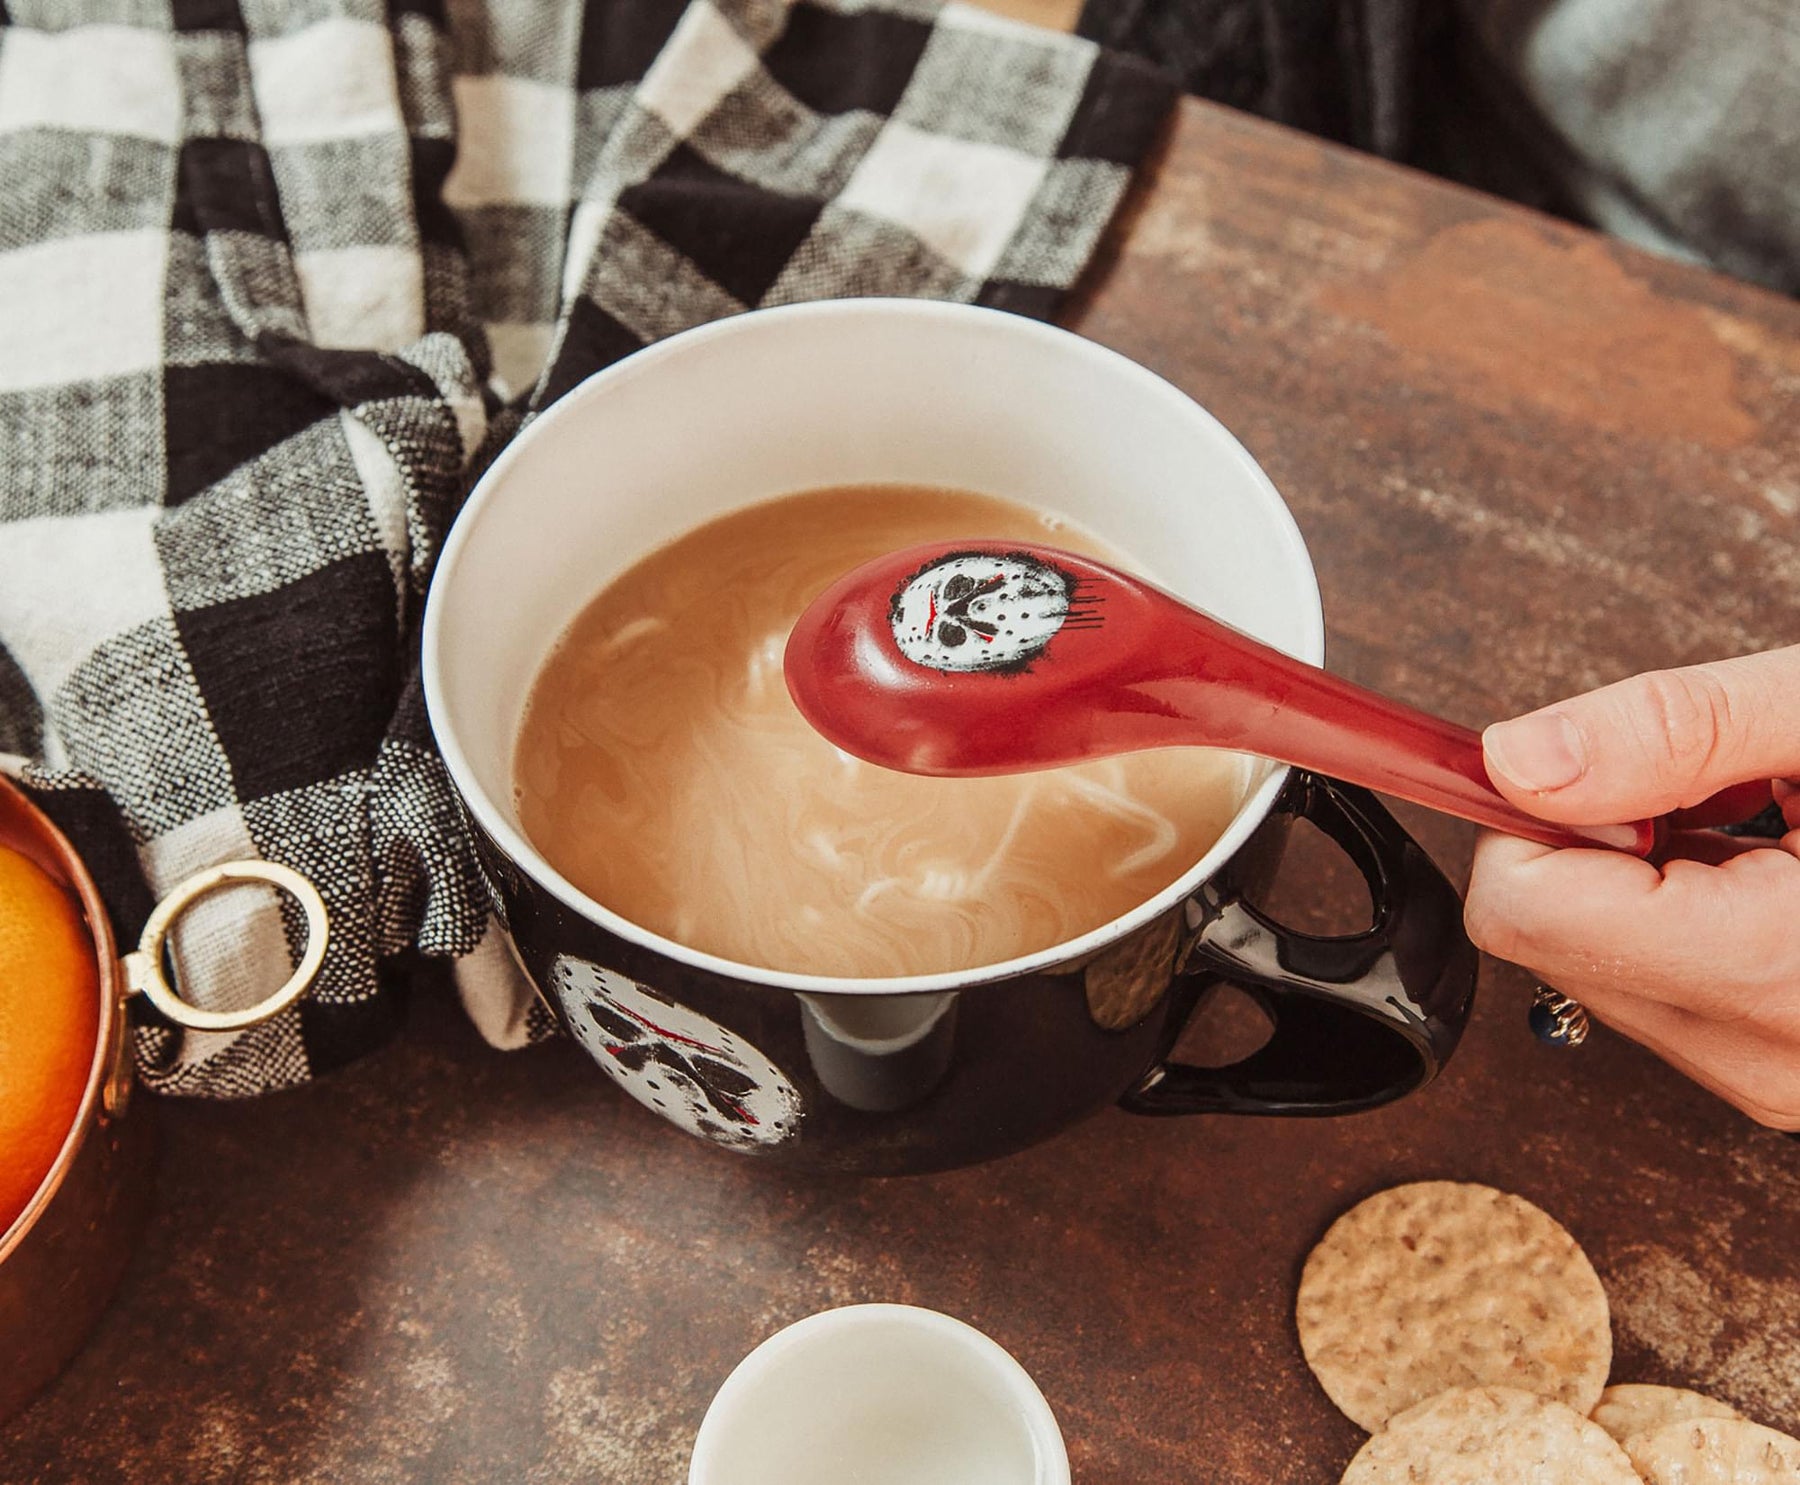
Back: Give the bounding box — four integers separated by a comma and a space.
0, 0, 1175, 1095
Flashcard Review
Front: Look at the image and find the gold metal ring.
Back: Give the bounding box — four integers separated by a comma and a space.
123, 861, 329, 1032
1529, 983, 1590, 1049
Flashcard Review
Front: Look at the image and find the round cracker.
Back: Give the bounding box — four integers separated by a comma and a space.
1592, 1384, 1744, 1445
1297, 1181, 1611, 1431
1339, 1385, 1639, 1484
1626, 1418, 1800, 1484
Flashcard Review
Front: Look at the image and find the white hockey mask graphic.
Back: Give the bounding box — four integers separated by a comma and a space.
889, 552, 1077, 673
552, 956, 802, 1149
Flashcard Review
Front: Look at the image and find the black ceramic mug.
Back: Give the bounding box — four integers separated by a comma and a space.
422, 301, 1477, 1175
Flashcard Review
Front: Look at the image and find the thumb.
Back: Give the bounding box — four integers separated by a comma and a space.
1482, 644, 1800, 824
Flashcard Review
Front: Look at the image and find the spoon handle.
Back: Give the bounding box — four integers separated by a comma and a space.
1168, 612, 1660, 857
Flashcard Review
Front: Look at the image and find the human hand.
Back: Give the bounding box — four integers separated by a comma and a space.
1463, 645, 1800, 1129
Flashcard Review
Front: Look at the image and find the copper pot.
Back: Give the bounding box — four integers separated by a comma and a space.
0, 776, 327, 1421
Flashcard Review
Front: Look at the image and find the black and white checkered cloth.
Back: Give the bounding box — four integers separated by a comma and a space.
0, 0, 1175, 1097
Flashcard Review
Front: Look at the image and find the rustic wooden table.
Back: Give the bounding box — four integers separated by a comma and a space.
6, 98, 1798, 1483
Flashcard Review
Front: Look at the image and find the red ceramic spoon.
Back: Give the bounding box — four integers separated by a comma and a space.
784, 540, 1659, 857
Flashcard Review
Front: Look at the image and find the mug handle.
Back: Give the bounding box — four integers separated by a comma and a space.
1121, 773, 1477, 1117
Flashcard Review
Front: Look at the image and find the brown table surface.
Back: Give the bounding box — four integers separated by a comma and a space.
7, 98, 1800, 1484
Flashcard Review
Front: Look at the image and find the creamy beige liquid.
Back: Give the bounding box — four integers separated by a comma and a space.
513, 485, 1247, 978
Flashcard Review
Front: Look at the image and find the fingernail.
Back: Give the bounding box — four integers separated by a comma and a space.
1574, 822, 1640, 849
1485, 711, 1587, 793
1776, 779, 1799, 828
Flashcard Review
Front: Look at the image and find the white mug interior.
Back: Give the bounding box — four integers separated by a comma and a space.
422, 299, 1325, 996
687, 1303, 1070, 1485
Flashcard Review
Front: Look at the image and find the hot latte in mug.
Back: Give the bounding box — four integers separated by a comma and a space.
426, 301, 1476, 1172
513, 484, 1248, 979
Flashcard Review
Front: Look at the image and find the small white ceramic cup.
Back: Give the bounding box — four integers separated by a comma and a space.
688, 1304, 1071, 1485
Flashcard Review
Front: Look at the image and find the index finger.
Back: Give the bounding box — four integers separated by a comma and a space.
1464, 830, 1800, 1012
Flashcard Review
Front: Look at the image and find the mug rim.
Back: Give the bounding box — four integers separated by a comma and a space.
687, 1302, 1069, 1485
422, 298, 1325, 996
